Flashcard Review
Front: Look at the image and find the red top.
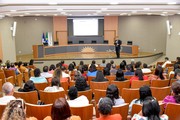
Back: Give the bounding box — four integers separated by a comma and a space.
130, 75, 149, 84
96, 114, 122, 120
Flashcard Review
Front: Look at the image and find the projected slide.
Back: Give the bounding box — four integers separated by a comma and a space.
73, 19, 98, 36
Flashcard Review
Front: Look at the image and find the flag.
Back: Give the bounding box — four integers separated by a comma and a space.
42, 33, 46, 44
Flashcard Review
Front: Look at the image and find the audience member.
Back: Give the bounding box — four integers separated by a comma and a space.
30, 68, 47, 83
96, 97, 122, 120
162, 57, 171, 68
169, 64, 180, 79
106, 63, 112, 70
175, 57, 180, 64
79, 67, 87, 80
49, 64, 56, 74
75, 77, 90, 91
87, 64, 97, 77
44, 98, 81, 120
141, 63, 151, 73
68, 63, 75, 71
148, 66, 166, 81
61, 66, 71, 81
100, 59, 106, 67
78, 61, 84, 70
135, 61, 142, 69
0, 82, 15, 105
41, 66, 53, 78
88, 60, 98, 68
122, 60, 127, 66
103, 67, 110, 76
124, 64, 134, 76
106, 84, 125, 106
163, 81, 180, 107
92, 70, 108, 82
18, 61, 28, 73
44, 77, 64, 92
115, 69, 127, 81
53, 68, 62, 80
110, 60, 115, 66
60, 60, 68, 68
9, 63, 21, 75
175, 69, 180, 82
132, 97, 168, 120
18, 80, 37, 92
129, 85, 153, 114
2, 99, 37, 120
119, 61, 126, 70
67, 86, 89, 107
110, 64, 117, 75
130, 69, 148, 84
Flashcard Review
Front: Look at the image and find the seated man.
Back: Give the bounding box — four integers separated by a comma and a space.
0, 82, 16, 105
96, 97, 122, 120
67, 86, 89, 107
40, 66, 53, 78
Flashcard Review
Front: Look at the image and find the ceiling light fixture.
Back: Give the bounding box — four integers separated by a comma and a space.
10, 10, 17, 12
147, 13, 152, 15
101, 8, 108, 11
19, 15, 24, 17
110, 2, 119, 5
54, 14, 58, 16
48, 2, 58, 5
143, 8, 150, 10
57, 8, 63, 11
167, 2, 176, 5
35, 14, 40, 16
163, 12, 168, 14
106, 13, 110, 15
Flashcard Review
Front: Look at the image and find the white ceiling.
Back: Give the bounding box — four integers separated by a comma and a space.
0, 0, 180, 18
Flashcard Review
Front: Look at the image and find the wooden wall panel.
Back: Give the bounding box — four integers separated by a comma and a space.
53, 16, 67, 45
104, 16, 118, 44
0, 34, 3, 60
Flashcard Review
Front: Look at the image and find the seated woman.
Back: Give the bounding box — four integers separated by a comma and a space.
48, 64, 55, 74
103, 67, 110, 76
18, 80, 37, 92
148, 66, 167, 81
75, 77, 90, 91
163, 81, 180, 107
30, 68, 47, 83
44, 98, 81, 120
92, 70, 108, 82
106, 84, 125, 106
115, 69, 127, 81
44, 77, 64, 92
87, 64, 97, 77
132, 97, 168, 120
169, 64, 180, 79
97, 97, 122, 120
2, 99, 37, 120
129, 85, 153, 115
130, 69, 148, 84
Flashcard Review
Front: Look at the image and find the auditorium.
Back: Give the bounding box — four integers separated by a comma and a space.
0, 0, 180, 120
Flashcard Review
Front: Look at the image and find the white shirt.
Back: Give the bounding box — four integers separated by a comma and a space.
162, 61, 171, 68
0, 96, 16, 105
142, 68, 151, 73
114, 98, 125, 106
62, 71, 70, 78
40, 72, 53, 78
44, 86, 64, 92
67, 95, 89, 107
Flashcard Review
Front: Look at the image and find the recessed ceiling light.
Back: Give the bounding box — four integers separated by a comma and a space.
57, 8, 63, 11
110, 2, 119, 5
5, 14, 11, 16
10, 10, 16, 12
19, 15, 24, 17
128, 14, 131, 16
87, 14, 91, 16
68, 14, 72, 16
54, 14, 58, 16
24, 13, 30, 15
143, 8, 150, 10
132, 11, 137, 13
35, 14, 40, 16
96, 11, 102, 13
48, 2, 58, 5
61, 12, 66, 14
177, 13, 180, 14
93, 13, 98, 15
120, 13, 127, 15
147, 13, 152, 15
106, 13, 110, 15
43, 15, 47, 16
167, 2, 176, 5
163, 12, 168, 14
160, 14, 166, 16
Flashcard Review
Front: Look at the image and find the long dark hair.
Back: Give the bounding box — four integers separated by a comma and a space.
95, 70, 105, 82
116, 69, 125, 81
172, 81, 180, 103
135, 69, 144, 80
106, 84, 119, 105
142, 97, 160, 120
136, 85, 152, 103
154, 66, 164, 80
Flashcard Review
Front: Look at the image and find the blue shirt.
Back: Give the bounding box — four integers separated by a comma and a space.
87, 71, 97, 77
30, 76, 47, 83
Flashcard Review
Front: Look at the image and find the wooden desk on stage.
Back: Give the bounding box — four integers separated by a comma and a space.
33, 44, 138, 58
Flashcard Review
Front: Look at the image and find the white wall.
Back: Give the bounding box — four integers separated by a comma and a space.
166, 15, 180, 60
118, 16, 167, 53
15, 17, 53, 55
0, 17, 16, 62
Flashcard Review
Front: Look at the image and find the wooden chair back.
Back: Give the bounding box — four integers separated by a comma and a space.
24, 72, 29, 82
151, 79, 170, 87
143, 72, 153, 76
39, 90, 65, 104
70, 104, 93, 120
94, 89, 106, 104
0, 104, 6, 119
0, 72, 6, 84
156, 62, 164, 67
13, 91, 39, 104
34, 83, 48, 90
26, 103, 52, 120
111, 103, 129, 120
87, 76, 95, 85
124, 75, 134, 80
78, 89, 93, 103
131, 80, 150, 88
165, 63, 174, 68
90, 81, 109, 92
60, 82, 69, 94
106, 75, 116, 83
4, 69, 16, 85
121, 88, 139, 103
111, 80, 130, 95
151, 86, 171, 101
165, 103, 180, 120
0, 79, 2, 97
69, 81, 75, 87
16, 73, 23, 87
6, 76, 14, 85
